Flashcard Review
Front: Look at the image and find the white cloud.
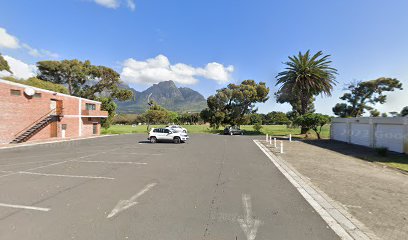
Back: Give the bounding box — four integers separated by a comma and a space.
22, 43, 59, 58
93, 0, 135, 10
0, 27, 20, 49
0, 27, 59, 59
94, 0, 119, 9
127, 0, 135, 11
0, 55, 37, 79
121, 54, 234, 85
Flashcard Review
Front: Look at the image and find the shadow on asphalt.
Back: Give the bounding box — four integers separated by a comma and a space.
301, 139, 408, 169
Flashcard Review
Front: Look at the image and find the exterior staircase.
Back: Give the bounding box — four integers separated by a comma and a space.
10, 115, 58, 144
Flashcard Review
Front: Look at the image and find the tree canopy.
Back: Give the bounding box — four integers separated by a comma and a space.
200, 80, 269, 128
0, 53, 12, 73
275, 50, 337, 116
2, 76, 68, 94
37, 59, 133, 101
332, 78, 403, 117
294, 113, 331, 139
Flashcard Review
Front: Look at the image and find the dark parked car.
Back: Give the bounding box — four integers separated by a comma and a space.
224, 126, 244, 135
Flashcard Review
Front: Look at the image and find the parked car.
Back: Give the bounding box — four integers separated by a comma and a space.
224, 126, 244, 135
166, 125, 188, 133
148, 128, 189, 144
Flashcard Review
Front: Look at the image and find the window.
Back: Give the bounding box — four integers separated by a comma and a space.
33, 93, 42, 98
164, 129, 170, 134
10, 89, 21, 96
88, 117, 92, 121
86, 103, 96, 110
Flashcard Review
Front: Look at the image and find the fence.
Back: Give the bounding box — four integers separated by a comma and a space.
331, 117, 408, 154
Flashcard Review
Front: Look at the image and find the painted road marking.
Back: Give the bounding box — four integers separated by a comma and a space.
238, 194, 261, 240
109, 152, 163, 156
75, 160, 147, 165
0, 160, 57, 167
107, 182, 157, 219
0, 148, 123, 179
0, 203, 50, 212
0, 170, 114, 180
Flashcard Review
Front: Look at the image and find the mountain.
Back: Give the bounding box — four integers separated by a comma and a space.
116, 80, 207, 114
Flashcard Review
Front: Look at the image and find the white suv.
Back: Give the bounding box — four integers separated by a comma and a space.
166, 125, 188, 133
148, 128, 189, 144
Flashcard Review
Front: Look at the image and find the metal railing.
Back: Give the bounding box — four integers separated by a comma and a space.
14, 108, 63, 137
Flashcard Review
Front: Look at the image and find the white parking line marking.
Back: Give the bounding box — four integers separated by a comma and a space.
112, 152, 162, 155
0, 160, 57, 167
0, 170, 114, 180
0, 148, 123, 179
75, 160, 147, 165
0, 203, 50, 212
107, 182, 157, 219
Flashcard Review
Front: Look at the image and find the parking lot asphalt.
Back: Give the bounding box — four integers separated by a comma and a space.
0, 134, 339, 240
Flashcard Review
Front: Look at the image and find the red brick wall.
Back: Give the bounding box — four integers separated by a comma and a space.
0, 80, 102, 144
82, 117, 101, 136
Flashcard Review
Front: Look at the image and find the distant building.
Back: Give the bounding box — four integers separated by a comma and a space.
0, 79, 108, 144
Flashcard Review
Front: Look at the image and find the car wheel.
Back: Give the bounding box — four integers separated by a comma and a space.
150, 137, 157, 143
173, 137, 181, 144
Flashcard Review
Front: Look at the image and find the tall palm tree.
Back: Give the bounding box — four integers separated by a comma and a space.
276, 50, 337, 133
276, 50, 337, 114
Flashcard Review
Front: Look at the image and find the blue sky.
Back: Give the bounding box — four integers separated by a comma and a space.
1, 0, 407, 115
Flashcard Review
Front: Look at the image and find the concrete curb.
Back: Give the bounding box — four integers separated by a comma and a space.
0, 134, 118, 151
254, 140, 380, 240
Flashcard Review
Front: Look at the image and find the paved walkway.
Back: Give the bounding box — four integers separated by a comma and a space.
262, 139, 408, 240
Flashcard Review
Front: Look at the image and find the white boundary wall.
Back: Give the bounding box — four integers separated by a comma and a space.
331, 117, 408, 154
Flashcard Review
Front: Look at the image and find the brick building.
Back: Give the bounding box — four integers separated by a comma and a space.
0, 79, 108, 144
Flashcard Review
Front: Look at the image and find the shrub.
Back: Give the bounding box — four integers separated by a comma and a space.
253, 123, 262, 132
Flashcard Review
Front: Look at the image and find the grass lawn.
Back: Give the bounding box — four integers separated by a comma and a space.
362, 154, 408, 172
101, 124, 331, 139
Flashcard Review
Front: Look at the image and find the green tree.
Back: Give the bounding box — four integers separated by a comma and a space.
265, 111, 290, 125
37, 60, 90, 95
249, 114, 263, 132
401, 106, 408, 117
97, 97, 117, 129
200, 80, 269, 128
276, 50, 337, 133
294, 113, 331, 139
0, 53, 12, 73
370, 109, 381, 117
332, 78, 403, 117
2, 76, 69, 94
142, 101, 173, 125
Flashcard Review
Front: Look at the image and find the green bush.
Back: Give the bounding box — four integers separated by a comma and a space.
253, 123, 262, 132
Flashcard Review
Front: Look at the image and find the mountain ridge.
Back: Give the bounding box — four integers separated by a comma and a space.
116, 80, 207, 114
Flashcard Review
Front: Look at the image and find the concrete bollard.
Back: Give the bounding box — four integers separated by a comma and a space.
289, 134, 292, 142
269, 136, 272, 145
266, 134, 268, 142
274, 138, 277, 148
280, 141, 284, 153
